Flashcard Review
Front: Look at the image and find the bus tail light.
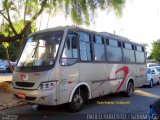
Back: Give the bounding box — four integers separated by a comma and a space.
38, 81, 56, 90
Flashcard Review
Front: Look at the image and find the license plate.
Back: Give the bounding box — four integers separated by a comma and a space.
18, 92, 26, 99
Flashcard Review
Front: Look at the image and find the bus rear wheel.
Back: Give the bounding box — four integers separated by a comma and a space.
125, 81, 134, 97
69, 89, 85, 112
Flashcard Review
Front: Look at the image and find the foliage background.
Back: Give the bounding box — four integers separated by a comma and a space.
151, 40, 160, 63
0, 0, 125, 61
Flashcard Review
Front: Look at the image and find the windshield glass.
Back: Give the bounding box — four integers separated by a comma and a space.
0, 62, 7, 66
17, 31, 63, 67
0, 62, 4, 66
147, 68, 151, 74
155, 67, 160, 72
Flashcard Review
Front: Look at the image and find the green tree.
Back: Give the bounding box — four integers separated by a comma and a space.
2, 42, 14, 72
147, 55, 153, 60
0, 0, 125, 43
0, 20, 36, 60
151, 40, 160, 63
0, 42, 19, 61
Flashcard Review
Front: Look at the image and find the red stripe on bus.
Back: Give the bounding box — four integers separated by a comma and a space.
115, 66, 129, 93
93, 81, 105, 91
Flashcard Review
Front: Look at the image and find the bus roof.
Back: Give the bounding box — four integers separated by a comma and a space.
29, 26, 73, 36
29, 25, 144, 46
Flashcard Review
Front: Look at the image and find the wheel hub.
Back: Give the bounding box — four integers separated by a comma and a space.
73, 95, 83, 107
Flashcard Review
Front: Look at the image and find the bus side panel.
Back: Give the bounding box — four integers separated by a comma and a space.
79, 63, 131, 98
79, 63, 108, 98
107, 64, 144, 93
113, 64, 136, 92
57, 64, 79, 104
134, 64, 147, 87
107, 64, 124, 93
107, 64, 146, 92
106, 64, 135, 94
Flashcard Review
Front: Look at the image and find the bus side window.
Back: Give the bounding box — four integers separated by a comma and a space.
61, 32, 78, 65
123, 43, 135, 63
135, 45, 145, 63
106, 39, 122, 62
93, 35, 105, 61
79, 32, 92, 61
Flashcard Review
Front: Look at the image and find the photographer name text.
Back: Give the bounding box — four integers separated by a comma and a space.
97, 100, 130, 105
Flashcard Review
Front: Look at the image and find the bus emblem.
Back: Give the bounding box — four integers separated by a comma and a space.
20, 74, 28, 81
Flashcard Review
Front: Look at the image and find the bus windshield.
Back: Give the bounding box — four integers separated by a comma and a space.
17, 31, 63, 67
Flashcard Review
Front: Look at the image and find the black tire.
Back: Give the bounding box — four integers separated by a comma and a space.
36, 105, 48, 110
69, 89, 85, 112
125, 81, 134, 97
150, 80, 153, 88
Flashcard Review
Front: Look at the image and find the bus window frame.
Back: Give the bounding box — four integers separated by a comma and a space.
60, 30, 79, 66
78, 31, 94, 62
59, 28, 146, 66
135, 44, 146, 64
106, 38, 123, 63
122, 41, 136, 64
92, 33, 106, 62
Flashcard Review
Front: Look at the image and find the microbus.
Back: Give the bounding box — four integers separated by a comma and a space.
12, 26, 147, 112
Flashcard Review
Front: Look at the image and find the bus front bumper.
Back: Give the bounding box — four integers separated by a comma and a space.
12, 88, 57, 105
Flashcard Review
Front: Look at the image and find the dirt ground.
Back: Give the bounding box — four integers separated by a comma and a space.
0, 82, 26, 110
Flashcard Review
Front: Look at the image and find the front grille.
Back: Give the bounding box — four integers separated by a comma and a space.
14, 94, 36, 101
15, 82, 35, 87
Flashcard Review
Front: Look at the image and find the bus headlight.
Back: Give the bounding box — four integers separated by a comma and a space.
38, 81, 56, 90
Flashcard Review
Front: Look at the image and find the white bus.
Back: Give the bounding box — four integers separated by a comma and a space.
12, 26, 147, 112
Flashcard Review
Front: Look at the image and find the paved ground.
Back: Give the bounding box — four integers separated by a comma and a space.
0, 91, 26, 110
0, 73, 12, 82
0, 85, 160, 120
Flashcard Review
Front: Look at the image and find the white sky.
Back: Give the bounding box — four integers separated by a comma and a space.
37, 0, 160, 55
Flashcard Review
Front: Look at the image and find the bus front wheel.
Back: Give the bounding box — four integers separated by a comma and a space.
125, 81, 134, 97
69, 89, 85, 112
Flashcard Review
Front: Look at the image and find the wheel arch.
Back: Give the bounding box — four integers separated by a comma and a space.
125, 77, 134, 89
69, 82, 91, 102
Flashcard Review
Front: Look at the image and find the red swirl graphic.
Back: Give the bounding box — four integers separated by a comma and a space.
115, 66, 129, 93
20, 74, 26, 81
